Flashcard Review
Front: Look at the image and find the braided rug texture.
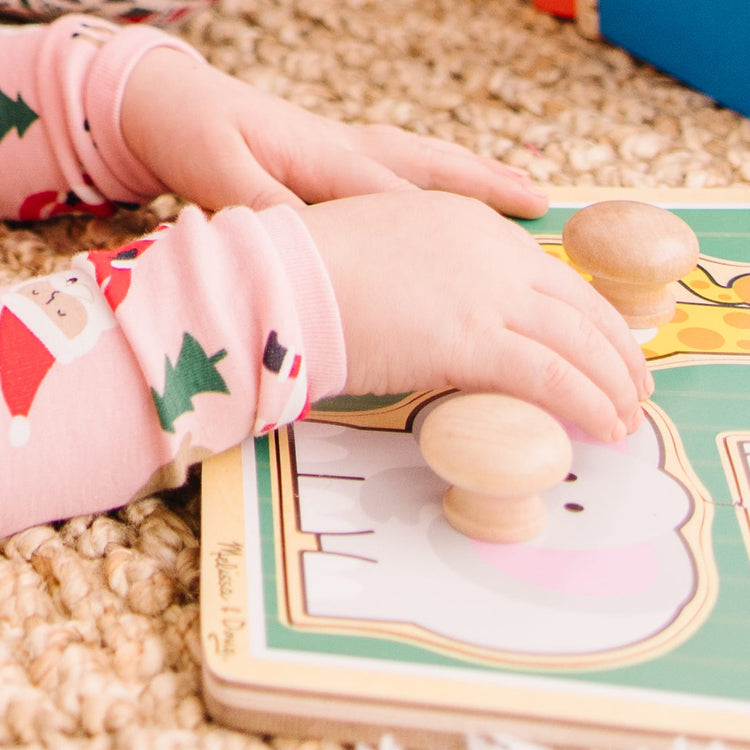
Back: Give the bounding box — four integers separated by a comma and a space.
0, 1, 748, 748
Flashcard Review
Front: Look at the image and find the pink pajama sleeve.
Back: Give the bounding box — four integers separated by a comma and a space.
0, 14, 202, 220
0, 14, 349, 537
0, 0, 216, 27
0, 204, 347, 537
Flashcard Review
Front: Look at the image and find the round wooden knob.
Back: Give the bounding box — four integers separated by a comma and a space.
419, 394, 573, 543
562, 200, 700, 328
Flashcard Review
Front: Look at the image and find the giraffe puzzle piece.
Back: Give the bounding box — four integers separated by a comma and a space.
419, 393, 573, 543
562, 200, 700, 328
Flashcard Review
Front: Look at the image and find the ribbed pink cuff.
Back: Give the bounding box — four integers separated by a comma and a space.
83, 24, 205, 202
257, 204, 347, 402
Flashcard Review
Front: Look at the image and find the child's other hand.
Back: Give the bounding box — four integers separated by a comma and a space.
300, 191, 652, 443
121, 48, 548, 219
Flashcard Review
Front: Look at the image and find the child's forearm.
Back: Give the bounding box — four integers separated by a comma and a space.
0, 14, 201, 220
0, 13, 548, 221
0, 203, 345, 537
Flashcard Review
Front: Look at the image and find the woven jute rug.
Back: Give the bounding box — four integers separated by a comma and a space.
0, 0, 748, 748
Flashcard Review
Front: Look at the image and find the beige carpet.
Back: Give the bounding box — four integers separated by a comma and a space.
0, 0, 748, 747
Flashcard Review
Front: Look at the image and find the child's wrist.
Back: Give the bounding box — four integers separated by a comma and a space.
256, 204, 348, 401
82, 22, 204, 201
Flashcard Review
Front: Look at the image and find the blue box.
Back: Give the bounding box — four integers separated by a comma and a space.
599, 0, 750, 117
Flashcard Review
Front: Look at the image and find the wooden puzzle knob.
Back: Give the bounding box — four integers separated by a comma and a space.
562, 200, 700, 328
419, 394, 572, 543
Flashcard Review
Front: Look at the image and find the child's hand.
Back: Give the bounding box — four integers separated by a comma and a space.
299, 191, 652, 443
121, 48, 548, 219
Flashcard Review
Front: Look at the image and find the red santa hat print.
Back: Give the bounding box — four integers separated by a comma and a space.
0, 307, 55, 447
0, 270, 117, 447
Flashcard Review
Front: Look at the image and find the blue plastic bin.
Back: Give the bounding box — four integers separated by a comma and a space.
599, 0, 750, 117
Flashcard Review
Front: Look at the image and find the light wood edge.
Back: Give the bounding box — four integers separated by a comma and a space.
202, 665, 750, 750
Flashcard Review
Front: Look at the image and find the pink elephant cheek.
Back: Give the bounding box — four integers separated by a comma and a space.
472, 541, 660, 598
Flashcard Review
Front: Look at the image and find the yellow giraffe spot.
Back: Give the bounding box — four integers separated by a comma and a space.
676, 327, 726, 351
724, 312, 750, 330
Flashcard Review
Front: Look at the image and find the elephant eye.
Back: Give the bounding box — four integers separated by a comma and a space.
65, 276, 78, 285
56, 309, 66, 317
564, 502, 584, 513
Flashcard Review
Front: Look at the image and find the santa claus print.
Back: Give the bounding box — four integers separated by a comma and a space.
0, 270, 116, 446
18, 174, 116, 222
83, 231, 163, 311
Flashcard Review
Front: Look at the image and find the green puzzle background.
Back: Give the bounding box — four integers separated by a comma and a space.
256, 204, 750, 703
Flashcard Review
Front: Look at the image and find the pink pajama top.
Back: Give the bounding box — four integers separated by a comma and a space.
0, 15, 347, 536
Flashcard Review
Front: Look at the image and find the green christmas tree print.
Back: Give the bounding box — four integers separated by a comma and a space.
151, 332, 229, 433
0, 88, 38, 141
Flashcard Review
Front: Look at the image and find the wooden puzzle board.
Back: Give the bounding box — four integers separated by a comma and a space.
200, 188, 750, 749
